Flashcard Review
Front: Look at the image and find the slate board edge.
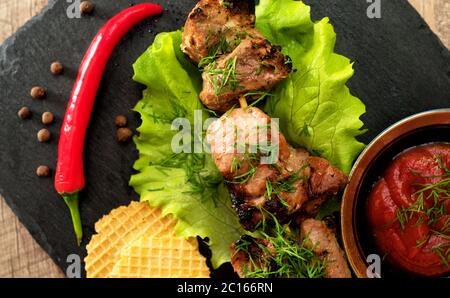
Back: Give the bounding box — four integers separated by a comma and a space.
0, 0, 66, 275
1, 0, 449, 278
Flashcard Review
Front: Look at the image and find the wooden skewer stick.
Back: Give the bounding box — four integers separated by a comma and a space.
239, 96, 248, 109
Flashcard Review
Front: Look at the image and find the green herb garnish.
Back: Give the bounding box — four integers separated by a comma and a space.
264, 168, 308, 208
234, 214, 327, 278
199, 34, 230, 68
394, 155, 450, 265
205, 56, 240, 96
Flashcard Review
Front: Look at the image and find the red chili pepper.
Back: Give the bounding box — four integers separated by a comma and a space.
55, 3, 163, 245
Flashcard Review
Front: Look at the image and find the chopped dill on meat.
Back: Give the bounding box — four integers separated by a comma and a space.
264, 168, 309, 208
198, 34, 230, 68
205, 56, 240, 96
227, 152, 258, 184
233, 214, 327, 278
226, 141, 280, 185
199, 34, 230, 68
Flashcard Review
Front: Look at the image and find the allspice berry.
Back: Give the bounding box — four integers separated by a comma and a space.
36, 165, 50, 177
117, 128, 133, 143
30, 86, 46, 99
115, 115, 128, 127
18, 107, 32, 120
80, 1, 95, 14
37, 128, 51, 142
50, 61, 64, 75
42, 112, 54, 125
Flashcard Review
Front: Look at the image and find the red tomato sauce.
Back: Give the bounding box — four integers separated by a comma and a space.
367, 143, 450, 276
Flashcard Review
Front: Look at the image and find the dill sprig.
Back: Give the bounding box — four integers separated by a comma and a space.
234, 214, 327, 278
199, 34, 230, 68
145, 98, 187, 124
244, 91, 274, 107
159, 152, 222, 204
227, 152, 258, 185
265, 168, 309, 208
226, 140, 281, 185
432, 243, 450, 267
205, 56, 240, 96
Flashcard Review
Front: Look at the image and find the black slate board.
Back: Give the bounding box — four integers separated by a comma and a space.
0, 0, 448, 277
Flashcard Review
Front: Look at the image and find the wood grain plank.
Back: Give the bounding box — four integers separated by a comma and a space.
0, 0, 63, 278
0, 0, 448, 278
434, 0, 450, 48
409, 0, 450, 48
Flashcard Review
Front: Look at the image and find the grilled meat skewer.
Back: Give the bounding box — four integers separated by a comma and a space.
200, 37, 292, 112
182, 0, 292, 112
206, 107, 348, 230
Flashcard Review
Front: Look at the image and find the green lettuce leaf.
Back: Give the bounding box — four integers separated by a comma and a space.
256, 0, 366, 174
130, 31, 243, 268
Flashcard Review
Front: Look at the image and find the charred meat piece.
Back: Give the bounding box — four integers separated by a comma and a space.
181, 0, 256, 63
308, 157, 349, 198
182, 0, 292, 111
207, 107, 348, 230
300, 158, 349, 217
230, 225, 340, 278
200, 37, 292, 112
300, 219, 352, 278
207, 107, 302, 230
230, 235, 275, 278
206, 106, 290, 180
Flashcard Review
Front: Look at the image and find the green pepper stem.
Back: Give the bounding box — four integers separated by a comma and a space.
62, 193, 83, 246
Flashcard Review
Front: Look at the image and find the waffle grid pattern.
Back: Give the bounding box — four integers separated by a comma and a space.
110, 236, 210, 278
84, 201, 177, 278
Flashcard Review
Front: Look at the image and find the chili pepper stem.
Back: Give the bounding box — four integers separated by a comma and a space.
62, 193, 83, 246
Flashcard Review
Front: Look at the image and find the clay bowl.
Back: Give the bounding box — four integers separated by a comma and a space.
341, 109, 450, 277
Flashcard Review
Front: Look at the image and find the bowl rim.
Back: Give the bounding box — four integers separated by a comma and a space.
341, 108, 450, 278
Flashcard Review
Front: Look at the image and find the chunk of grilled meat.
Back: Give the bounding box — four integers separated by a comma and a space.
299, 157, 349, 217
200, 37, 292, 111
300, 219, 352, 278
230, 222, 350, 278
206, 107, 290, 179
182, 0, 255, 63
207, 107, 348, 230
230, 235, 275, 278
308, 157, 348, 198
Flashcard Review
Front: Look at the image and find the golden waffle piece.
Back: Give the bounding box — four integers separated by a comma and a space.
85, 201, 177, 278
110, 235, 210, 278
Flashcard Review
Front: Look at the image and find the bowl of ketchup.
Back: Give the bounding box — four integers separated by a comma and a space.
341, 109, 450, 277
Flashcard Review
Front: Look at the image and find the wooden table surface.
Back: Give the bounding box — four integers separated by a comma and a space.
0, 0, 449, 278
